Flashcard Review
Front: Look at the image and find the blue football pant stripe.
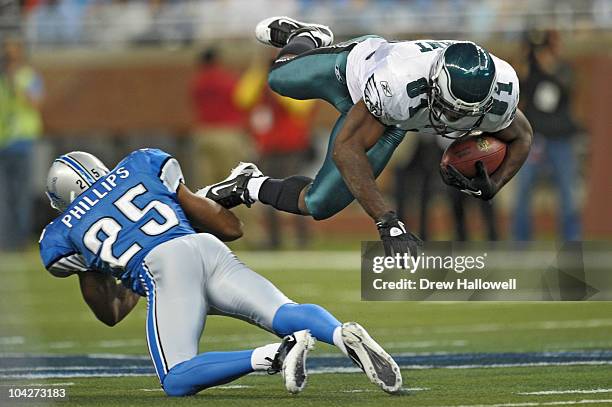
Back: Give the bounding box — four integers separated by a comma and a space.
140, 266, 169, 382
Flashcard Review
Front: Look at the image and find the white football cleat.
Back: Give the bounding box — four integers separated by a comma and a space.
341, 322, 402, 394
282, 329, 315, 394
255, 16, 334, 48
196, 162, 264, 209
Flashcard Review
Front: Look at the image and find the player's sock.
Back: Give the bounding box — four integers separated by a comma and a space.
253, 176, 312, 215
277, 35, 317, 58
272, 303, 342, 348
250, 342, 282, 371
332, 326, 349, 357
246, 175, 269, 203
162, 350, 254, 396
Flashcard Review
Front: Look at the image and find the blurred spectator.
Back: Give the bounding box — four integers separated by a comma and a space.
26, 0, 91, 46
234, 55, 315, 249
513, 30, 582, 241
131, 0, 194, 47
394, 135, 441, 241
89, 0, 152, 48
447, 189, 498, 241
0, 38, 44, 250
190, 47, 248, 187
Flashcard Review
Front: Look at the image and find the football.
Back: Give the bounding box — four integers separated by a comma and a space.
441, 134, 507, 178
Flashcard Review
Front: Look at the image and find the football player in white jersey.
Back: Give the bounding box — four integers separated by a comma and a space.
201, 17, 533, 255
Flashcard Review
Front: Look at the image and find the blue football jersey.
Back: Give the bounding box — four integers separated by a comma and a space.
39, 148, 195, 294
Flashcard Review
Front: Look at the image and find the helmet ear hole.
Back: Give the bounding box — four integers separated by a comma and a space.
45, 191, 61, 211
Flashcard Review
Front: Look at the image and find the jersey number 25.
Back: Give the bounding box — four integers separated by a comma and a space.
83, 184, 179, 268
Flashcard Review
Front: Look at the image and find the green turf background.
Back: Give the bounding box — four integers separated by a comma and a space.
1, 248, 611, 406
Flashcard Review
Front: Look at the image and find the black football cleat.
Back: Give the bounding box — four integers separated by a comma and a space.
255, 16, 333, 48
197, 162, 263, 209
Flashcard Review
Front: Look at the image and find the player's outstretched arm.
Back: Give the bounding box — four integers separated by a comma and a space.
78, 271, 140, 327
488, 109, 533, 191
332, 100, 390, 220
333, 101, 421, 256
176, 184, 244, 241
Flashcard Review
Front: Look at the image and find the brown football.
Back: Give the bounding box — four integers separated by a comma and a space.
441, 134, 507, 178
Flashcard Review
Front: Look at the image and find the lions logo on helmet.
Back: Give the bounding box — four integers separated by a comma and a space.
428, 42, 497, 137
46, 151, 109, 211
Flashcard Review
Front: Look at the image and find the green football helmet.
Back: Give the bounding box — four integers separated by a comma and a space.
428, 41, 497, 137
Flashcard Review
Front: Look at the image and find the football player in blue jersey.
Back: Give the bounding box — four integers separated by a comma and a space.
39, 148, 403, 396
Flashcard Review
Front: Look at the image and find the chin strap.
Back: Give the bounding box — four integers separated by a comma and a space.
427, 78, 491, 139
428, 100, 487, 139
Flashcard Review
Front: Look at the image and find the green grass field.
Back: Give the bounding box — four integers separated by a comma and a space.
1, 248, 612, 406
3, 365, 612, 406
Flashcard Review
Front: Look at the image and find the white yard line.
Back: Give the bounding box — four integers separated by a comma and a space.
86, 353, 149, 360
446, 399, 612, 407
139, 385, 255, 392
0, 365, 149, 372
48, 341, 77, 349
438, 361, 612, 369
374, 319, 612, 336
0, 373, 150, 379
519, 389, 612, 395
97, 339, 144, 348
1, 359, 612, 380
0, 336, 25, 345
3, 318, 609, 353
236, 251, 360, 270
383, 340, 468, 349
342, 387, 429, 393
0, 382, 74, 387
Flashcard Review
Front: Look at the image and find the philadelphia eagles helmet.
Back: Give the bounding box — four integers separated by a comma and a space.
428, 41, 497, 137
46, 151, 109, 211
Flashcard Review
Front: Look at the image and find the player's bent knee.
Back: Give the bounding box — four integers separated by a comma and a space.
304, 191, 338, 221
267, 63, 301, 98
162, 383, 191, 397
267, 71, 284, 95
162, 371, 199, 397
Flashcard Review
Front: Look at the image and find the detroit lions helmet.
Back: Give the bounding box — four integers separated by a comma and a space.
428, 41, 497, 137
46, 151, 109, 211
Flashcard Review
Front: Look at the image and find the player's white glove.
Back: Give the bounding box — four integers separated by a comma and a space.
375, 211, 422, 257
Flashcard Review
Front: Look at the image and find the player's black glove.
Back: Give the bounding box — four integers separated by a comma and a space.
375, 211, 422, 257
440, 161, 498, 201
